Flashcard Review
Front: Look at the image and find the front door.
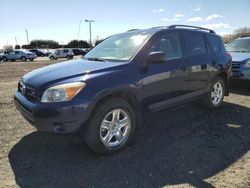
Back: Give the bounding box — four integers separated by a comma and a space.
141, 31, 190, 111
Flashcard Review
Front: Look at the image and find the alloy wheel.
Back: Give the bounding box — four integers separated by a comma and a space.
99, 108, 131, 147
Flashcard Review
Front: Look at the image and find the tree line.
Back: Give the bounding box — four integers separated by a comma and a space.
223, 27, 250, 44
3, 39, 104, 50
21, 39, 90, 49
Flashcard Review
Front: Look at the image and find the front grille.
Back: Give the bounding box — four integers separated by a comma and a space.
18, 81, 37, 103
231, 61, 241, 77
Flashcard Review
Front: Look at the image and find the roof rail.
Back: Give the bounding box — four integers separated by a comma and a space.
168, 25, 215, 34
127, 29, 140, 32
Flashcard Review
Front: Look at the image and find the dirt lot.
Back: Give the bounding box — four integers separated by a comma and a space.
0, 59, 249, 188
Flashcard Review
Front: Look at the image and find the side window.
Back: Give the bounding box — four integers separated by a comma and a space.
206, 35, 220, 53
183, 32, 207, 56
150, 32, 182, 60
63, 50, 68, 53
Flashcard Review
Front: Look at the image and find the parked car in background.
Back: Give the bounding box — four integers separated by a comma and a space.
226, 36, 250, 80
2, 50, 37, 61
72, 48, 87, 56
48, 49, 74, 60
0, 52, 3, 61
39, 49, 50, 56
29, 49, 45, 57
15, 25, 231, 154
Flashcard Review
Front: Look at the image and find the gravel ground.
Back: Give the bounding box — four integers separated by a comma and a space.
0, 59, 249, 188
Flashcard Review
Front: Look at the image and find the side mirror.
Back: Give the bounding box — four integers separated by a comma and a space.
145, 51, 166, 65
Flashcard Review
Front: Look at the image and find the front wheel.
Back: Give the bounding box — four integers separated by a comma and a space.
201, 77, 225, 109
3, 57, 8, 61
84, 98, 136, 154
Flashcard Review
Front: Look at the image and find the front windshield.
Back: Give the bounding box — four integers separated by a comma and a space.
226, 39, 250, 52
85, 32, 150, 62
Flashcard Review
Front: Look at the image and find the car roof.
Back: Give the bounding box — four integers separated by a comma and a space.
125, 25, 218, 37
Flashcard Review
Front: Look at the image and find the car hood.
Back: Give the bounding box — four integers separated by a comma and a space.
228, 52, 250, 62
22, 59, 125, 88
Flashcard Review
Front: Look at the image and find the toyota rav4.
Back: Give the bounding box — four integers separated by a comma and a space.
14, 25, 232, 154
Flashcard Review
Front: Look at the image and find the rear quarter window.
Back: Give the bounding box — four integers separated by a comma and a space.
206, 35, 221, 53
183, 31, 207, 57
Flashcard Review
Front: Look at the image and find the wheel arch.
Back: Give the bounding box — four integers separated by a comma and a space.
217, 71, 229, 96
83, 86, 143, 131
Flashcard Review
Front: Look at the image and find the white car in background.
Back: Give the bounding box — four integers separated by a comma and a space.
48, 49, 74, 60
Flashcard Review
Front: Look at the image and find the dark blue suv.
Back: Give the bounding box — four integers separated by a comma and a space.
14, 25, 232, 154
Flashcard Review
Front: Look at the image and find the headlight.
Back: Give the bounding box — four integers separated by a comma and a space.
244, 60, 250, 68
41, 82, 86, 103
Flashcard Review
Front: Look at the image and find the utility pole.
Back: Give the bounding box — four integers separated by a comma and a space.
25, 29, 29, 44
77, 20, 82, 41
15, 37, 17, 45
85, 19, 94, 47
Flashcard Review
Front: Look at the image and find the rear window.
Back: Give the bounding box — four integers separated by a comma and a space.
183, 32, 207, 56
206, 35, 220, 53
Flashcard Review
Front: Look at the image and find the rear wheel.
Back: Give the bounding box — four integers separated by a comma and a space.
50, 56, 55, 60
201, 77, 225, 109
30, 59, 34, 61
66, 55, 73, 59
84, 98, 136, 154
21, 56, 27, 61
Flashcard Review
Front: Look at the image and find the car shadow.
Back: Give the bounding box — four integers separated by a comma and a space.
229, 80, 250, 96
9, 101, 250, 188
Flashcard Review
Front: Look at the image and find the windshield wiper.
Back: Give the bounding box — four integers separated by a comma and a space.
85, 57, 109, 62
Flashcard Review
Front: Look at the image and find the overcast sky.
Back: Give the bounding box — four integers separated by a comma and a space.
0, 0, 250, 48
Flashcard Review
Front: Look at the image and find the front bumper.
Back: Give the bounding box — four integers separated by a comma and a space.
231, 68, 250, 80
231, 62, 250, 80
14, 91, 92, 134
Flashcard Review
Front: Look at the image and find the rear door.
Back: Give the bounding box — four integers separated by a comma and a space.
182, 31, 212, 92
205, 34, 224, 80
142, 31, 190, 111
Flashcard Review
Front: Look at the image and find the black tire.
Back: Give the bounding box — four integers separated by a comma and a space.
3, 57, 8, 62
21, 56, 27, 61
201, 77, 225, 109
84, 98, 136, 154
66, 55, 71, 59
50, 56, 55, 60
30, 59, 34, 61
